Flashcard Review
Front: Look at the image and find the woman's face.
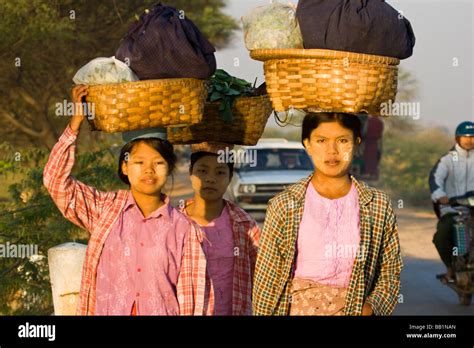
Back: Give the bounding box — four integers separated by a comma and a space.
191, 155, 231, 201
121, 141, 169, 196
303, 121, 357, 178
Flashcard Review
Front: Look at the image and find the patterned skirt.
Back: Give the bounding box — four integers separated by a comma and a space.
289, 277, 348, 316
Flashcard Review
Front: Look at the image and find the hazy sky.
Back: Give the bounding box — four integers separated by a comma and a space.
215, 0, 473, 133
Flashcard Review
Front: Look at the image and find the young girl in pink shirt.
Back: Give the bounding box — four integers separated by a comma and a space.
178, 143, 260, 315
43, 85, 194, 315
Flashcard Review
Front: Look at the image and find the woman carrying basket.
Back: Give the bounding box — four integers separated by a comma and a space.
43, 85, 195, 315
253, 112, 402, 316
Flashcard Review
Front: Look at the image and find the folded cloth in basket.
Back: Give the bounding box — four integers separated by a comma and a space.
296, 0, 416, 59
116, 3, 216, 80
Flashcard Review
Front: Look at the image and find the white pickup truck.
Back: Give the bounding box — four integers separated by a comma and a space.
225, 138, 314, 211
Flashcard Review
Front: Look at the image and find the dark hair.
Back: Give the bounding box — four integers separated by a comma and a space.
118, 138, 177, 186
301, 112, 362, 147
189, 152, 234, 178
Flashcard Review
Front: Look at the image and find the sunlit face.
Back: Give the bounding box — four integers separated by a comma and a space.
191, 155, 231, 201
303, 122, 359, 178
457, 136, 474, 151
121, 141, 169, 196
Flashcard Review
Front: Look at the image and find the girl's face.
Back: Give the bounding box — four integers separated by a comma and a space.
303, 121, 357, 178
121, 141, 169, 196
191, 155, 231, 201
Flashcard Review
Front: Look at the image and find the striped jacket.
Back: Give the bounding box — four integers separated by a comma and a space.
252, 174, 402, 316
179, 199, 260, 315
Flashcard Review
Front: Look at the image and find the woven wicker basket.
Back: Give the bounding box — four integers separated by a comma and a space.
167, 95, 272, 145
250, 49, 400, 115
85, 78, 207, 133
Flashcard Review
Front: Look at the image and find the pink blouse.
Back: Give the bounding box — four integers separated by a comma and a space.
197, 206, 234, 315
294, 182, 360, 288
95, 193, 189, 315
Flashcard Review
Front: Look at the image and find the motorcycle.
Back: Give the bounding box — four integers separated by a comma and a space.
436, 193, 474, 305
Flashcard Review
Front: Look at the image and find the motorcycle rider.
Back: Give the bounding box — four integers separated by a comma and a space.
429, 121, 474, 283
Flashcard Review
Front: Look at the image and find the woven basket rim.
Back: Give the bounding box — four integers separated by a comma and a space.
205, 94, 269, 105
87, 78, 206, 90
250, 48, 400, 65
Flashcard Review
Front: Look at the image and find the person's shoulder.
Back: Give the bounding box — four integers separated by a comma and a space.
372, 188, 392, 206
223, 200, 262, 232
268, 190, 292, 211
268, 175, 311, 208
357, 180, 392, 206
224, 200, 251, 218
170, 205, 193, 225
102, 189, 129, 210
169, 207, 200, 242
356, 182, 397, 226
443, 146, 459, 161
368, 184, 389, 200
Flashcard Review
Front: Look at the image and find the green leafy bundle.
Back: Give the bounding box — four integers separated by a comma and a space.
207, 69, 258, 123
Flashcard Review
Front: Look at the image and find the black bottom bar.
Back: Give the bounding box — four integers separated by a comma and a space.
1, 316, 473, 346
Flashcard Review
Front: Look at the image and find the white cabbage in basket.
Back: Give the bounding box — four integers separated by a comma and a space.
73, 56, 138, 85
242, 2, 303, 50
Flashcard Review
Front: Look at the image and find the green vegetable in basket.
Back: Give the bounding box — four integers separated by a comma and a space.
208, 69, 258, 123
242, 2, 303, 50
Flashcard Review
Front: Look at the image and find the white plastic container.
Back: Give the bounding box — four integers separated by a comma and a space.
48, 242, 87, 315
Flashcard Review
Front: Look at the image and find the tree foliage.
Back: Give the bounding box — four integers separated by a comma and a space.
0, 0, 239, 148
379, 126, 453, 207
0, 0, 238, 315
0, 143, 124, 315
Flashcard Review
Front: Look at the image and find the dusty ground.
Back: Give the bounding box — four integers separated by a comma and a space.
394, 207, 474, 315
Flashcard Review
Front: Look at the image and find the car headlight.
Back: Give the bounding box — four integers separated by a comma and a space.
239, 184, 256, 194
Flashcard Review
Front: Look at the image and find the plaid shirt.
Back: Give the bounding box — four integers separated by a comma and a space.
178, 199, 260, 315
252, 174, 402, 316
43, 125, 198, 315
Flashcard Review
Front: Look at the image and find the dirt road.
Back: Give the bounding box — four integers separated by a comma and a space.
394, 208, 474, 315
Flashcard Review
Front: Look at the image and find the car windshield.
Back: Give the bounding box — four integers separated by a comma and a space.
237, 148, 314, 172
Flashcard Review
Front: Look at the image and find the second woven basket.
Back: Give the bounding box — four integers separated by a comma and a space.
250, 48, 400, 115
167, 95, 272, 145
